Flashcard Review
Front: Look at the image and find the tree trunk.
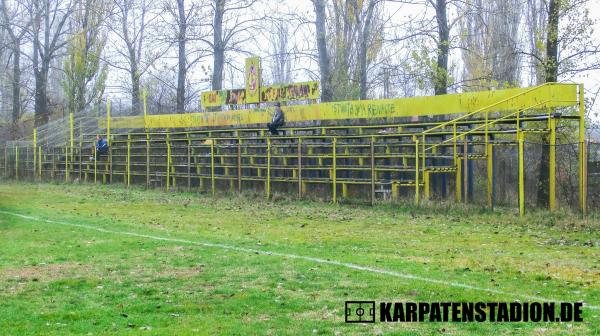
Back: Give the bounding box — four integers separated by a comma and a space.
176, 0, 186, 112
358, 1, 376, 100
313, 0, 332, 102
131, 68, 141, 114
434, 0, 449, 95
32, 17, 44, 127
211, 0, 224, 90
536, 0, 559, 208
10, 48, 21, 139
34, 65, 49, 127
545, 0, 559, 83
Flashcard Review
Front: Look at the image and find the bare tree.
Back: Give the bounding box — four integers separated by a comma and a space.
431, 0, 449, 95
353, 0, 382, 100
268, 20, 292, 85
329, 0, 359, 100
311, 0, 331, 101
0, 12, 11, 136
525, 0, 547, 85
0, 0, 30, 137
545, 0, 559, 83
205, 0, 260, 91
162, 0, 208, 112
175, 0, 187, 111
524, 0, 600, 83
459, 0, 522, 91
26, 0, 75, 126
310, 0, 384, 101
108, 0, 166, 114
62, 0, 110, 115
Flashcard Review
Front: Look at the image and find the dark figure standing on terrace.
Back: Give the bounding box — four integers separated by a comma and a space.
268, 102, 285, 135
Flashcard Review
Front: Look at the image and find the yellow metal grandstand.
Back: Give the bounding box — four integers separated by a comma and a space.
0, 83, 588, 215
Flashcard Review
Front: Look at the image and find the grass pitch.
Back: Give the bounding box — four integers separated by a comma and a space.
0, 181, 598, 335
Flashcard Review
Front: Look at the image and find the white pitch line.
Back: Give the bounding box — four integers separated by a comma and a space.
1, 209, 598, 311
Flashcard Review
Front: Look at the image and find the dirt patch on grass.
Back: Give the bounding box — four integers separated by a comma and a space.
106, 264, 205, 283
155, 265, 205, 279
0, 263, 91, 282
0, 263, 93, 283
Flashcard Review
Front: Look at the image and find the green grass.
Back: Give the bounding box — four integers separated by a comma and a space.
0, 181, 598, 335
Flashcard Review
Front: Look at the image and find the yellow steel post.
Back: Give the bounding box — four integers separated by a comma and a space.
237, 137, 242, 192
84, 139, 89, 182
51, 148, 55, 179
453, 123, 457, 162
518, 132, 525, 216
584, 138, 588, 216
127, 134, 131, 187
69, 112, 74, 164
15, 146, 18, 180
38, 146, 42, 179
298, 138, 302, 199
146, 133, 150, 188
422, 134, 426, 172
210, 139, 215, 196
424, 171, 430, 200
106, 147, 111, 185
106, 98, 111, 145
549, 118, 556, 211
166, 134, 171, 192
463, 136, 468, 203
193, 141, 200, 192
332, 137, 337, 203
456, 159, 462, 203
253, 146, 259, 177
484, 111, 489, 156
188, 135, 193, 191
33, 128, 37, 180
414, 137, 419, 205
106, 100, 111, 185
371, 136, 375, 206
392, 182, 398, 200
93, 146, 97, 183
143, 88, 147, 117
65, 146, 69, 182
578, 84, 586, 215
78, 136, 82, 182
453, 123, 461, 202
266, 137, 271, 199
487, 143, 493, 208
79, 120, 83, 181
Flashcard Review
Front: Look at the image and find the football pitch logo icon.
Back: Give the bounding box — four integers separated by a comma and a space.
345, 301, 376, 323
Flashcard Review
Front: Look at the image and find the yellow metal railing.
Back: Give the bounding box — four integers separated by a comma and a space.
416, 84, 582, 215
